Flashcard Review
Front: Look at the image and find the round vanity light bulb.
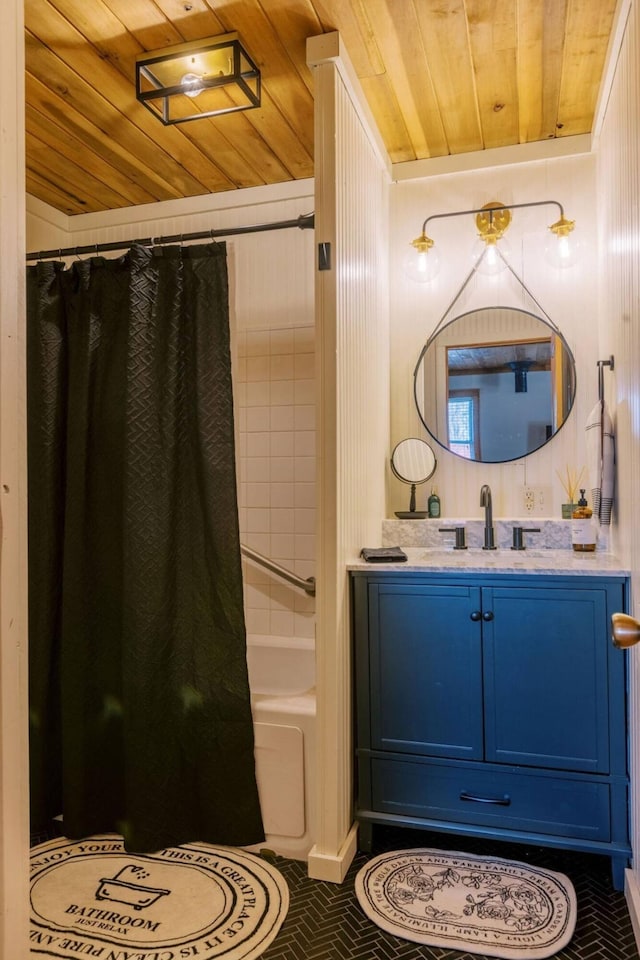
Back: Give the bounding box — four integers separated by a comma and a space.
403, 239, 441, 283
545, 232, 580, 269
472, 237, 510, 276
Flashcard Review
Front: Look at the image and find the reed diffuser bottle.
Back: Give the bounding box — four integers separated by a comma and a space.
572, 489, 596, 552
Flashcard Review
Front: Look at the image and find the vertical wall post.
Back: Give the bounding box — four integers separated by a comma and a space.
0, 0, 30, 954
306, 31, 391, 882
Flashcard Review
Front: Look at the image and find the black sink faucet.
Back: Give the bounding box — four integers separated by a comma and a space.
480, 484, 496, 550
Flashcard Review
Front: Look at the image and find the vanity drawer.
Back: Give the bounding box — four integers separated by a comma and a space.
369, 757, 611, 841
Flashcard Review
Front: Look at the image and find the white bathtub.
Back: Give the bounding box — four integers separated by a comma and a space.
246, 635, 316, 862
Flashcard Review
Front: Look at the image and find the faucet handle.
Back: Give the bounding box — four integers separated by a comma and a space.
439, 526, 467, 550
511, 526, 541, 550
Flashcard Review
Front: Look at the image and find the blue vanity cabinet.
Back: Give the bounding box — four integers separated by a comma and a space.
351, 570, 631, 890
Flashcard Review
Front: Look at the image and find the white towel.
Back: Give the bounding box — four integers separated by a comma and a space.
585, 399, 615, 525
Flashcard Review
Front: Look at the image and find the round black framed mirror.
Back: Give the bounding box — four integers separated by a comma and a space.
390, 437, 437, 518
413, 306, 576, 463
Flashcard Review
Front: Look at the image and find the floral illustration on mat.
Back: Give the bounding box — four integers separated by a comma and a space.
386, 864, 550, 931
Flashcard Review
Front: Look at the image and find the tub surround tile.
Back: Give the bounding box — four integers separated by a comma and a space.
237, 325, 316, 642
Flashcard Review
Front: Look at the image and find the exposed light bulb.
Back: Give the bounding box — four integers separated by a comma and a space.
472, 238, 510, 276
403, 232, 440, 283
545, 232, 579, 269
181, 72, 204, 98
545, 215, 579, 269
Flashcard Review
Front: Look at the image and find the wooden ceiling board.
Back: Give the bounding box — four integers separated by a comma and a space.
311, 0, 387, 79
516, 0, 568, 143
24, 33, 215, 210
109, 0, 315, 176
23, 0, 619, 217
413, 0, 484, 155
26, 168, 93, 217
359, 74, 415, 162
557, 0, 618, 135
467, 0, 519, 149
26, 130, 133, 211
25, 103, 158, 209
25, 72, 187, 208
255, 0, 323, 97
25, 25, 234, 198
201, 1, 316, 152
357, 0, 448, 160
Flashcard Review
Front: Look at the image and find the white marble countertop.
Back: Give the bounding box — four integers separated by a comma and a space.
348, 547, 630, 576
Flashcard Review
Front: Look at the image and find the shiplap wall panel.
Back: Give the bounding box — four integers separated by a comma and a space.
0, 0, 30, 953
596, 0, 640, 903
308, 33, 390, 881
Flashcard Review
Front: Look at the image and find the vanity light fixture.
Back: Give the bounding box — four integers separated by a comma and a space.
135, 33, 260, 125
405, 199, 577, 283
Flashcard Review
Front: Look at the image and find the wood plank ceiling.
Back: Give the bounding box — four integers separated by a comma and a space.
24, 0, 618, 216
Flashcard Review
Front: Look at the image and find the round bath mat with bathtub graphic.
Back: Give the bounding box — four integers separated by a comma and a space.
30, 834, 289, 960
355, 848, 577, 960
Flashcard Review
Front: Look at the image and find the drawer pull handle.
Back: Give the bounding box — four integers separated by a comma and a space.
482, 611, 494, 622
460, 791, 511, 806
470, 610, 482, 621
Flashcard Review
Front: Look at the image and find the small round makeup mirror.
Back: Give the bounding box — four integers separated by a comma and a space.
390, 437, 437, 519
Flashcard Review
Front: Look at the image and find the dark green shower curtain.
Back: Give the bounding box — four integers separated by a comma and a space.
27, 243, 264, 852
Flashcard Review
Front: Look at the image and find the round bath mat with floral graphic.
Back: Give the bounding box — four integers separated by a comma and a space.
355, 848, 576, 960
30, 834, 289, 960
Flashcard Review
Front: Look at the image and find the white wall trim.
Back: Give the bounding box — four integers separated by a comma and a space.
0, 0, 29, 955
307, 30, 390, 883
307, 32, 392, 179
26, 194, 71, 234
61, 178, 315, 235
592, 0, 633, 145
392, 134, 592, 182
307, 824, 359, 883
626, 869, 640, 952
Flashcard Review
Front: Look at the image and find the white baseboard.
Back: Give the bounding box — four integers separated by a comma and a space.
307, 823, 359, 883
626, 867, 640, 952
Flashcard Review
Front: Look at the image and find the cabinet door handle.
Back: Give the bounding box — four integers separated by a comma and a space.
470, 610, 482, 621
482, 611, 494, 622
460, 791, 511, 806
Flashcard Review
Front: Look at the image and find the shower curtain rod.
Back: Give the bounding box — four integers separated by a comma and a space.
26, 212, 315, 262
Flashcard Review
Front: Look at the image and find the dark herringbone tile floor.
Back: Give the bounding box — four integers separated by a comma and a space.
262, 826, 640, 960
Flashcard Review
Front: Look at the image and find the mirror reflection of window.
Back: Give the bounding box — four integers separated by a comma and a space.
448, 391, 480, 459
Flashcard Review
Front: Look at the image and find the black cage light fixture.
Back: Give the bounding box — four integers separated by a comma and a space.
135, 32, 261, 125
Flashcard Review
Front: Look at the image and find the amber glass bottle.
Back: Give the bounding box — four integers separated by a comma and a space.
572, 489, 596, 552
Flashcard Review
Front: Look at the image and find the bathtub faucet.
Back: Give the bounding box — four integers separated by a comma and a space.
480, 484, 496, 550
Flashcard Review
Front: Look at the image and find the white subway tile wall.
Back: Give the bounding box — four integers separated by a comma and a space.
236, 326, 316, 640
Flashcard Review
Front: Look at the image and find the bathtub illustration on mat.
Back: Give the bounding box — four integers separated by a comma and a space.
95, 864, 171, 910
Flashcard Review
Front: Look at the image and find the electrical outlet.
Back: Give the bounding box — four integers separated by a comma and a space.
524, 485, 552, 515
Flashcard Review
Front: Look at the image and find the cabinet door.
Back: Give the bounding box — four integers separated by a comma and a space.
369, 582, 484, 760
483, 585, 610, 772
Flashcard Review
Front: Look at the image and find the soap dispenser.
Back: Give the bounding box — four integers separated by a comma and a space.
572, 489, 596, 552
428, 488, 441, 518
